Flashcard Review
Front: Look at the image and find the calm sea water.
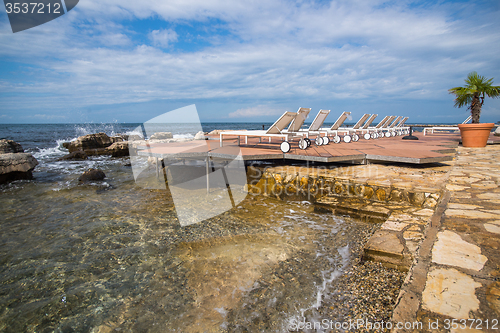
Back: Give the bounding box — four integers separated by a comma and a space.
0, 123, 382, 332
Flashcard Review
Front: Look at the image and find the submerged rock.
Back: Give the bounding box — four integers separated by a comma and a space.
0, 140, 38, 184
78, 168, 106, 182
58, 151, 88, 160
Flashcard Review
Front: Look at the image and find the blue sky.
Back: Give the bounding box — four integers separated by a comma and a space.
0, 0, 499, 124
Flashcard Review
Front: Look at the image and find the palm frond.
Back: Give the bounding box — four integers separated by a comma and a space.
449, 72, 500, 109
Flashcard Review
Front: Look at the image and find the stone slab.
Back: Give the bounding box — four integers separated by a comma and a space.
484, 223, 500, 235
422, 267, 481, 319
444, 209, 498, 220
432, 230, 487, 271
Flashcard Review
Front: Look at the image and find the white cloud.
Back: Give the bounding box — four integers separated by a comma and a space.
149, 29, 178, 48
228, 105, 284, 118
0, 0, 499, 122
32, 114, 68, 119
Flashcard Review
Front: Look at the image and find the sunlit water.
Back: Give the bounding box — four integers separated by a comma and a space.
0, 123, 379, 332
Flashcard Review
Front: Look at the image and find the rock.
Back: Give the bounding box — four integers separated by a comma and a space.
62, 142, 71, 149
67, 133, 112, 153
194, 131, 206, 140
409, 192, 425, 206
150, 132, 173, 140
127, 134, 144, 141
63, 133, 130, 157
495, 126, 500, 137
110, 133, 128, 143
375, 188, 386, 201
486, 281, 500, 315
0, 139, 24, 154
58, 151, 88, 160
0, 152, 38, 184
78, 168, 106, 182
106, 142, 129, 157
363, 229, 411, 270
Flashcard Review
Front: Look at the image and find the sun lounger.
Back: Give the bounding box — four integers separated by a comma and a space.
295, 109, 331, 146
320, 113, 371, 143
286, 107, 311, 132
394, 117, 409, 135
317, 111, 352, 143
359, 114, 378, 140
219, 109, 313, 153
383, 116, 403, 137
343, 114, 374, 142
374, 116, 396, 138
366, 115, 390, 138
423, 116, 472, 135
220, 111, 297, 149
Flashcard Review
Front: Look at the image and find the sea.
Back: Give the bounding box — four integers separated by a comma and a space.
0, 122, 400, 332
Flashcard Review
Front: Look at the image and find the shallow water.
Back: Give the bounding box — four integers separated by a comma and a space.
0, 156, 379, 332
0, 123, 380, 332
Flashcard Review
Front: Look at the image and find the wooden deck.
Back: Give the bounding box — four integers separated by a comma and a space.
136, 132, 500, 165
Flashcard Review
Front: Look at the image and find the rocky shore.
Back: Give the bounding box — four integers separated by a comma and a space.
0, 139, 38, 184
62, 132, 129, 158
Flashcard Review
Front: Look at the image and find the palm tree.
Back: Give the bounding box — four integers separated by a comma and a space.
449, 72, 500, 123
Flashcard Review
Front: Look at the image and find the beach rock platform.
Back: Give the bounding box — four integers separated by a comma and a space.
0, 139, 38, 184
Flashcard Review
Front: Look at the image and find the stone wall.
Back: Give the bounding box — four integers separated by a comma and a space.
246, 165, 441, 209
244, 164, 449, 271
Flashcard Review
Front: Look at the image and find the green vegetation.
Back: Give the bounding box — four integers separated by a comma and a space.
449, 72, 500, 123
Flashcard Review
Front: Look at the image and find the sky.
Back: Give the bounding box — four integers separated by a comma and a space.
0, 0, 499, 124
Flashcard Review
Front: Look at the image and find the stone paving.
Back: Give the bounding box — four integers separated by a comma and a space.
393, 145, 500, 332
244, 142, 500, 331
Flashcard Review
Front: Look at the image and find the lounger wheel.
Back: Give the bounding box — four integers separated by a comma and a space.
343, 135, 352, 143
280, 141, 291, 153
391, 131, 396, 137
304, 138, 311, 147
298, 138, 308, 150
364, 133, 371, 140
352, 134, 359, 142
371, 132, 377, 139
322, 136, 329, 145
315, 136, 323, 146
385, 132, 391, 138
333, 135, 341, 144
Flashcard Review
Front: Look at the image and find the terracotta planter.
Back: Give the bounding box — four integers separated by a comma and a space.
458, 123, 494, 147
